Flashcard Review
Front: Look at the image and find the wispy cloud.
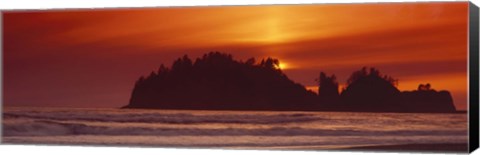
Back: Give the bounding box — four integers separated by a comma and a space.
3, 2, 468, 109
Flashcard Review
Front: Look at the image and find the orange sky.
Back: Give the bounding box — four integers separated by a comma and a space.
3, 2, 469, 110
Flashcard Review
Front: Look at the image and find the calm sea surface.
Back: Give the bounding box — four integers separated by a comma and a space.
2, 107, 468, 149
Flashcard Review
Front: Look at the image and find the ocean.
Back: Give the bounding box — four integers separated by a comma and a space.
2, 107, 468, 150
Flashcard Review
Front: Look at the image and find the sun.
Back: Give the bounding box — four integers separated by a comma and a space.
276, 62, 289, 70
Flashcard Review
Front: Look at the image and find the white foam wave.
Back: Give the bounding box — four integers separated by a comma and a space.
3, 120, 466, 137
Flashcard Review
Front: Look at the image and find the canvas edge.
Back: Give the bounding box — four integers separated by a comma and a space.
468, 1, 480, 153
0, 10, 4, 144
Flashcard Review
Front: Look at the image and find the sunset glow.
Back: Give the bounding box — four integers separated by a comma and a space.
277, 62, 290, 70
3, 2, 469, 110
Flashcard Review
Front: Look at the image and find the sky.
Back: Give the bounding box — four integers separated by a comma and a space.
3, 2, 469, 110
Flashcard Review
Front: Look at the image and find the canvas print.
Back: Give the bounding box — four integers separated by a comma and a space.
2, 2, 471, 153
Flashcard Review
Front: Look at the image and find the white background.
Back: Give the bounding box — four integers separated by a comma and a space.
0, 0, 476, 10
0, 0, 478, 155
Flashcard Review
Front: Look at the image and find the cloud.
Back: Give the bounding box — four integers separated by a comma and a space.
2, 2, 469, 109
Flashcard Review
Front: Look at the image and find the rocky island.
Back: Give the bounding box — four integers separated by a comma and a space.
124, 52, 458, 113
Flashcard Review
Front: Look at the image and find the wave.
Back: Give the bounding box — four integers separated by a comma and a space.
4, 111, 317, 124
3, 120, 466, 137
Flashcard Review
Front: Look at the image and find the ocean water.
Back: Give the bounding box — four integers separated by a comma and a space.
2, 107, 468, 150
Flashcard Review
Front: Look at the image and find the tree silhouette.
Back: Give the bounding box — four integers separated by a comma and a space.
316, 72, 339, 104
260, 57, 280, 70
340, 67, 401, 111
347, 67, 397, 86
245, 58, 256, 66
418, 83, 433, 91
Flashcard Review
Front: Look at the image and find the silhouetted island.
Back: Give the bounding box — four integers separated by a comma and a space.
123, 52, 458, 113
319, 67, 457, 113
